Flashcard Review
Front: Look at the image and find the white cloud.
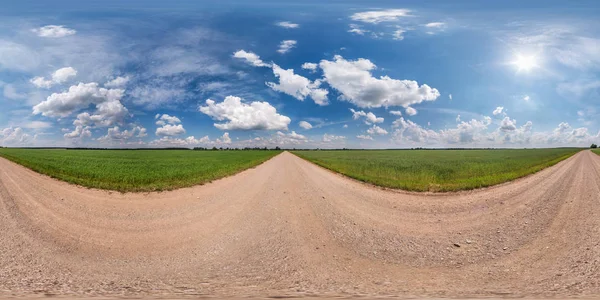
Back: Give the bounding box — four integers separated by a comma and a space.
350, 9, 412, 24
277, 40, 297, 54
266, 64, 329, 105
350, 109, 384, 124
30, 67, 77, 88
216, 132, 232, 144
405, 107, 417, 116
301, 62, 318, 72
199, 95, 291, 131
33, 83, 128, 126
150, 135, 211, 147
348, 24, 369, 35
449, 94, 453, 100
500, 117, 517, 132
393, 29, 406, 40
322, 133, 346, 143
523, 95, 530, 101
456, 114, 461, 122
343, 124, 348, 128
299, 121, 313, 130
233, 50, 270, 67
32, 25, 76, 38
104, 76, 130, 88
276, 21, 299, 29
64, 125, 92, 139
357, 134, 373, 140
493, 106, 504, 116
425, 22, 445, 28
367, 125, 388, 135
155, 114, 181, 126
319, 55, 440, 108
389, 110, 403, 116
156, 124, 186, 136
1, 127, 32, 146
97, 125, 146, 142
154, 114, 184, 136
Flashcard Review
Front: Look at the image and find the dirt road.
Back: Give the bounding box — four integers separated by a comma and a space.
1, 150, 599, 298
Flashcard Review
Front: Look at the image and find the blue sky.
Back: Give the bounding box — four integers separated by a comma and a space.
1, 0, 599, 148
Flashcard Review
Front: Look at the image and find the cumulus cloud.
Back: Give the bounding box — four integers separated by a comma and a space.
449, 94, 453, 100
350, 9, 412, 24
500, 117, 517, 132
33, 83, 128, 129
1, 127, 32, 146
277, 40, 297, 54
155, 114, 181, 126
348, 24, 369, 35
266, 64, 329, 105
32, 25, 76, 38
322, 133, 346, 143
276, 21, 299, 29
199, 95, 291, 131
150, 135, 211, 147
389, 110, 403, 116
319, 55, 440, 108
367, 125, 388, 135
216, 132, 232, 144
425, 22, 445, 28
104, 76, 130, 88
156, 124, 185, 136
493, 106, 504, 116
299, 121, 313, 130
301, 62, 318, 72
233, 50, 270, 67
357, 134, 374, 140
97, 125, 146, 142
405, 107, 417, 116
393, 29, 406, 40
154, 114, 185, 136
64, 125, 92, 139
350, 109, 384, 124
30, 67, 77, 88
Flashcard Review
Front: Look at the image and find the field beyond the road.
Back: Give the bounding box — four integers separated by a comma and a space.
0, 148, 280, 192
594, 149, 600, 155
293, 148, 581, 192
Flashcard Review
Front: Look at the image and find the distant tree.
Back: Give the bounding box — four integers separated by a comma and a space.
275, 146, 281, 151
212, 146, 218, 151
592, 144, 598, 149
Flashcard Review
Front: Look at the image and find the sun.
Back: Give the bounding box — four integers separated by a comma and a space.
513, 54, 538, 72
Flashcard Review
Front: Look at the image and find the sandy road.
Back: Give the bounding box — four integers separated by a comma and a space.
1, 150, 599, 298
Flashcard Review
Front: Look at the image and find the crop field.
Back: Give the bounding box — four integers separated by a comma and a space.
0, 148, 280, 192
292, 148, 581, 192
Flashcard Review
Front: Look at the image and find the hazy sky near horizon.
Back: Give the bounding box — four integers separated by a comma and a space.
1, 0, 599, 148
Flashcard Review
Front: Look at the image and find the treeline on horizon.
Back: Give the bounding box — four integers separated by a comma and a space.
0, 146, 589, 151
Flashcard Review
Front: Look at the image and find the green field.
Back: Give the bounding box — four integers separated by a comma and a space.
0, 148, 280, 192
593, 149, 600, 155
292, 148, 581, 192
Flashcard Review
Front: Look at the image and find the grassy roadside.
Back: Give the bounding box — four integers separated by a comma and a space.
0, 148, 281, 192
593, 149, 600, 155
292, 148, 581, 192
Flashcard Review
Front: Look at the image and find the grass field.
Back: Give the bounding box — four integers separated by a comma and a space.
593, 149, 600, 155
0, 148, 280, 192
293, 148, 581, 192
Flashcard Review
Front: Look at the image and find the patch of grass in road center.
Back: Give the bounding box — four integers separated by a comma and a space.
0, 148, 280, 192
292, 148, 581, 192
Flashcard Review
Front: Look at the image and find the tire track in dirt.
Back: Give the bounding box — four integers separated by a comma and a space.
1, 150, 599, 298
